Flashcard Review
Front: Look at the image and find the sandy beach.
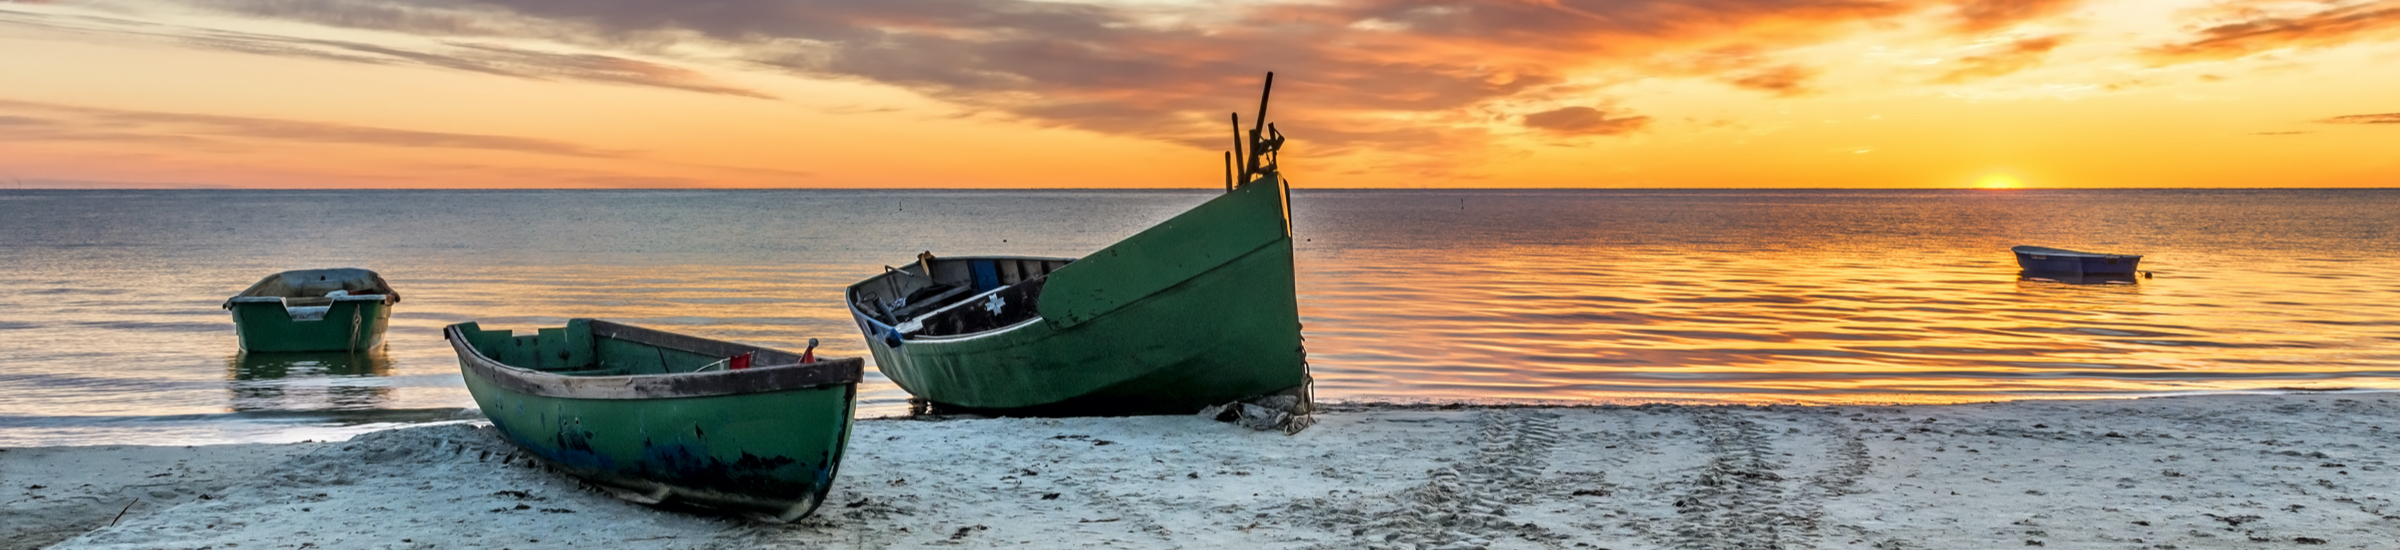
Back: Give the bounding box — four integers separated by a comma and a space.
9, 393, 2395, 549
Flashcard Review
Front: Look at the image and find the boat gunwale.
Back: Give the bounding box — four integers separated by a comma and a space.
2011, 245, 2141, 259
226, 295, 395, 306
446, 319, 863, 401
904, 315, 1046, 343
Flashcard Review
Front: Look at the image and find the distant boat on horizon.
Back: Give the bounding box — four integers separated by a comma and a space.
2012, 245, 2143, 276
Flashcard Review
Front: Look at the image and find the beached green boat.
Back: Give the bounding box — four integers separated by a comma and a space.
223, 268, 398, 352
845, 75, 1309, 416
446, 319, 863, 522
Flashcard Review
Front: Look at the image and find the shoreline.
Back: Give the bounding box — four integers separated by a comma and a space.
9, 393, 2395, 549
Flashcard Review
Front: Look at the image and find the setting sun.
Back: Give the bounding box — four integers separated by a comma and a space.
1976, 174, 2024, 189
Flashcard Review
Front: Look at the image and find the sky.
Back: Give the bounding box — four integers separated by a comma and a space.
1, 0, 2396, 189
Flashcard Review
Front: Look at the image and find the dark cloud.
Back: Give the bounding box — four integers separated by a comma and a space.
2318, 112, 2400, 124
1522, 106, 1651, 136
0, 99, 619, 156
1935, 35, 2065, 83
2145, 0, 2400, 63
1726, 65, 1818, 96
189, 0, 527, 36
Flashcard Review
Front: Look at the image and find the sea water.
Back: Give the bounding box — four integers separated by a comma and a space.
2, 189, 2395, 445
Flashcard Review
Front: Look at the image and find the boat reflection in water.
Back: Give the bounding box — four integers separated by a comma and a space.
2018, 271, 2140, 286
225, 350, 396, 411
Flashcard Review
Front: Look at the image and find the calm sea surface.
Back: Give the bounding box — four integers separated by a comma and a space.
3, 189, 2396, 446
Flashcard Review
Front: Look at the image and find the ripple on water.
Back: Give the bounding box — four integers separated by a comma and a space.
2, 189, 2398, 444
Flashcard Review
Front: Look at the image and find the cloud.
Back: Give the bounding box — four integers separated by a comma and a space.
444, 43, 774, 98
0, 6, 772, 98
1645, 46, 1817, 96
2144, 0, 2400, 63
1953, 0, 2085, 32
569, 175, 709, 188
7, 178, 241, 189
0, 99, 619, 156
37, 0, 2118, 175
136, 0, 2006, 165
2317, 112, 2400, 124
1726, 64, 1819, 96
1935, 35, 2066, 83
1522, 106, 1651, 136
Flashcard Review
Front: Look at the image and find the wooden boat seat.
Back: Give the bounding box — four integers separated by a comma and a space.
890, 285, 973, 322
911, 275, 1049, 338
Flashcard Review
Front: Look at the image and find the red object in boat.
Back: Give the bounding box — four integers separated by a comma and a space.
729, 352, 753, 370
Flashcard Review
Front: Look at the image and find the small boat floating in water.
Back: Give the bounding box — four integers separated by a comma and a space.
846, 74, 1310, 422
446, 319, 862, 522
2012, 246, 2142, 276
224, 268, 399, 352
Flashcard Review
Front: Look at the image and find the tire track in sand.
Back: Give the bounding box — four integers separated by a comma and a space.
1282, 409, 1567, 550
1650, 408, 1873, 550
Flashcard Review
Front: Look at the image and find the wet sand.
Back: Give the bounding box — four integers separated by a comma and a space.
12, 393, 2397, 549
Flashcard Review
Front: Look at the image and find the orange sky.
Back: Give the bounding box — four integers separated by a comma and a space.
1, 0, 2396, 188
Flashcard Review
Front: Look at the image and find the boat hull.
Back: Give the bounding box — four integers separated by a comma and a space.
854, 176, 1307, 414
447, 320, 862, 521
229, 299, 392, 352
2012, 246, 2142, 276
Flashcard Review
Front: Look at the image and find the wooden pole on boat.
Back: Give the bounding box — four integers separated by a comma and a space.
1229, 112, 1244, 183
1224, 151, 1235, 191
1248, 72, 1275, 176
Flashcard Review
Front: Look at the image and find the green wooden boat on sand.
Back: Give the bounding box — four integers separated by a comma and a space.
223, 268, 398, 353
846, 74, 1310, 423
446, 319, 863, 522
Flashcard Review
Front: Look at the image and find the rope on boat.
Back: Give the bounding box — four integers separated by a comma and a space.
689, 356, 733, 373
